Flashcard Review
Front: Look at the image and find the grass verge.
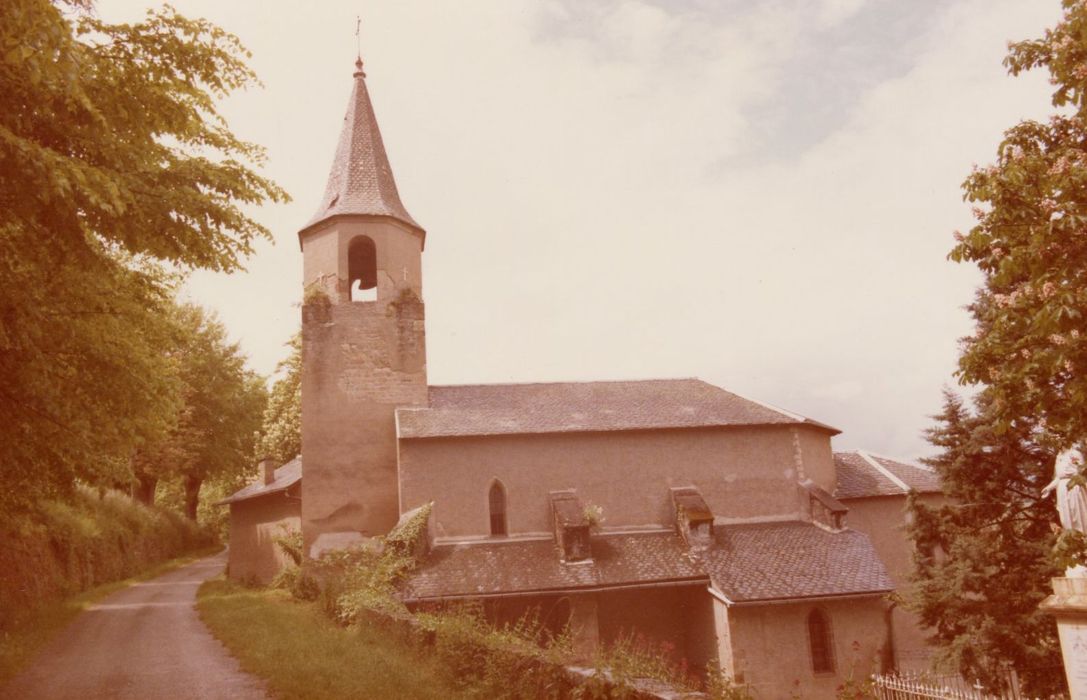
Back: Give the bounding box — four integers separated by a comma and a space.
0, 544, 222, 685
197, 577, 468, 700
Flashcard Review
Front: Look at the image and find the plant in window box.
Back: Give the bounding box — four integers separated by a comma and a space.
583, 504, 605, 529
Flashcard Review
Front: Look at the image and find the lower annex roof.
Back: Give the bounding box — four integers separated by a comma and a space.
833, 451, 941, 500
402, 521, 891, 604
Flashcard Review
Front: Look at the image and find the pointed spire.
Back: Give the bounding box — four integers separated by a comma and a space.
300, 57, 422, 238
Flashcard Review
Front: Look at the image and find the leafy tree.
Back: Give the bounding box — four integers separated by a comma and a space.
136, 304, 267, 520
1, 0, 287, 272
908, 391, 1063, 694
0, 240, 182, 513
0, 0, 286, 512
951, 0, 1087, 446
255, 333, 301, 465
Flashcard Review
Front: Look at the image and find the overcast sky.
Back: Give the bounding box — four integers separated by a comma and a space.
96, 0, 1061, 460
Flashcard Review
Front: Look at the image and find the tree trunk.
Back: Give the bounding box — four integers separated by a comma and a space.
132, 474, 158, 505
183, 474, 202, 521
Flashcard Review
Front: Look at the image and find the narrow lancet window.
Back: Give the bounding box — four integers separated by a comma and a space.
489, 481, 507, 536
808, 609, 835, 674
348, 236, 377, 302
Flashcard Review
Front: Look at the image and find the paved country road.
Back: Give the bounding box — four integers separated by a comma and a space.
3, 551, 268, 700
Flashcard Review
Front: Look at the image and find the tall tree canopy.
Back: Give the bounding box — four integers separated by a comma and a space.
0, 0, 287, 513
911, 1, 1087, 690
909, 392, 1062, 694
255, 332, 301, 466
135, 304, 266, 520
951, 0, 1087, 446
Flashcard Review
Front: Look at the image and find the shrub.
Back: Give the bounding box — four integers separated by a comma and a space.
0, 485, 212, 629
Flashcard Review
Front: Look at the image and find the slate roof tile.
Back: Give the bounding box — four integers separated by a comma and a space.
703, 521, 893, 603
219, 456, 302, 505
397, 379, 838, 439
833, 451, 941, 499
403, 531, 703, 601
403, 521, 891, 604
873, 455, 942, 494
301, 59, 421, 239
833, 452, 902, 499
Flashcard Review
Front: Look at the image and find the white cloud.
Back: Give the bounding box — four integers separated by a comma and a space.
817, 0, 868, 29
92, 0, 1062, 458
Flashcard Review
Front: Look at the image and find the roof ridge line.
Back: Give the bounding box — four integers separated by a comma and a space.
863, 450, 936, 473
722, 388, 806, 422
856, 450, 910, 493
428, 377, 702, 390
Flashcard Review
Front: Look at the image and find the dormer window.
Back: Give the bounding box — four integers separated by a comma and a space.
348, 236, 377, 302
489, 480, 507, 536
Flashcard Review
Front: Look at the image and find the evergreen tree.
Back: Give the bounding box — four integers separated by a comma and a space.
908, 391, 1063, 694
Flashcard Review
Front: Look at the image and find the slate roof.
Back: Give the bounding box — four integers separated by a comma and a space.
396, 379, 839, 439
403, 522, 891, 604
874, 454, 941, 493
218, 456, 302, 505
834, 452, 902, 499
300, 58, 422, 241
833, 451, 941, 499
402, 531, 704, 601
703, 521, 893, 603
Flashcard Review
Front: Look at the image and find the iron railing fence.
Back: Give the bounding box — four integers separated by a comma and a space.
871, 668, 1067, 700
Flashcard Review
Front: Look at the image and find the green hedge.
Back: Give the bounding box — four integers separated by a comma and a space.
0, 485, 212, 628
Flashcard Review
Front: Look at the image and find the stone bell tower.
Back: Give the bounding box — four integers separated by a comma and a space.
299, 56, 427, 555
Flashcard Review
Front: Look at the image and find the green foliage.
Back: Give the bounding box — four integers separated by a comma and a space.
0, 485, 212, 630
271, 565, 320, 602
1, 545, 219, 685
0, 234, 182, 513
196, 579, 467, 700
950, 0, 1087, 446
255, 333, 301, 466
583, 503, 606, 528
907, 391, 1064, 695
834, 641, 875, 700
306, 501, 706, 698
302, 283, 331, 307
0, 0, 288, 272
270, 526, 318, 600
704, 662, 755, 700
0, 0, 285, 516
274, 525, 305, 566
135, 304, 267, 519
414, 605, 574, 699
582, 632, 700, 698
321, 504, 433, 622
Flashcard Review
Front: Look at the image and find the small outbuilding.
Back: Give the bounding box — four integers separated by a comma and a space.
219, 456, 302, 584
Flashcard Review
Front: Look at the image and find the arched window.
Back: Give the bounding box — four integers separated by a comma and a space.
489, 480, 507, 536
808, 608, 835, 674
347, 236, 377, 302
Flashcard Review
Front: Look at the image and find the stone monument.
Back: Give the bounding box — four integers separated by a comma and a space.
1041, 448, 1087, 698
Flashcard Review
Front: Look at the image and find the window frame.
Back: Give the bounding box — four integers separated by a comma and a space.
488, 480, 508, 537
807, 607, 836, 675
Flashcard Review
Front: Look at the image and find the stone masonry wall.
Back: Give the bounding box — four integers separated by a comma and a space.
301, 288, 427, 552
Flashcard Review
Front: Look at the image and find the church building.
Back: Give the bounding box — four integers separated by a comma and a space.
224, 53, 942, 698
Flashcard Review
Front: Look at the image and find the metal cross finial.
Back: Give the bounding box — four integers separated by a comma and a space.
353, 15, 365, 78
